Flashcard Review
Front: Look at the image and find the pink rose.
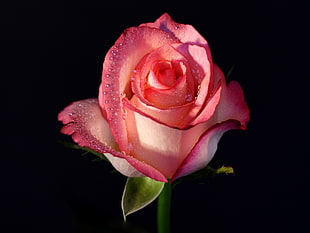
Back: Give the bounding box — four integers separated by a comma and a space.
58, 13, 250, 182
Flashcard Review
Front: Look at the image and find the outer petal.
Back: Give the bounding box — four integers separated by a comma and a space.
172, 121, 241, 181
99, 26, 180, 153
58, 99, 167, 182
172, 65, 250, 180
123, 100, 217, 179
140, 13, 209, 47
208, 64, 250, 128
58, 99, 118, 150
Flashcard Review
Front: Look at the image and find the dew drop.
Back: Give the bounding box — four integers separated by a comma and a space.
104, 100, 109, 104
122, 109, 128, 120
103, 91, 107, 95
104, 84, 111, 88
185, 94, 193, 102
68, 112, 73, 116
107, 107, 113, 111
105, 74, 110, 78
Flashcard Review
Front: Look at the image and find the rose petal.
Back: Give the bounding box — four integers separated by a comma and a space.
58, 99, 118, 150
172, 43, 218, 126
58, 99, 167, 182
208, 64, 250, 128
128, 96, 195, 128
123, 101, 218, 179
131, 44, 193, 108
140, 13, 208, 47
171, 65, 250, 180
172, 120, 241, 181
190, 83, 222, 125
99, 26, 180, 152
130, 43, 217, 128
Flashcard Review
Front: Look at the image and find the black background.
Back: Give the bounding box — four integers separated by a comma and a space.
1, 0, 308, 232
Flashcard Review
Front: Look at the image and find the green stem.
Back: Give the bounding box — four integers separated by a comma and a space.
157, 182, 172, 233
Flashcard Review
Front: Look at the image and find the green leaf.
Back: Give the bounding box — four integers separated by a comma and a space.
122, 177, 165, 221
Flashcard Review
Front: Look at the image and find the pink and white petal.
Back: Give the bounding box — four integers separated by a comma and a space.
209, 64, 250, 128
140, 13, 209, 47
123, 101, 217, 179
126, 96, 194, 128
103, 152, 145, 178
58, 99, 118, 150
99, 26, 180, 153
124, 104, 189, 178
58, 99, 167, 182
171, 120, 241, 181
171, 65, 250, 180
171, 43, 217, 126
173, 43, 213, 95
189, 83, 222, 126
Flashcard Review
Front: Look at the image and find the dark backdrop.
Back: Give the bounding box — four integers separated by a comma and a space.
1, 0, 308, 232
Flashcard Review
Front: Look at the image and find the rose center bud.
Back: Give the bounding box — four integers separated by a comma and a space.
148, 61, 184, 89
142, 59, 193, 108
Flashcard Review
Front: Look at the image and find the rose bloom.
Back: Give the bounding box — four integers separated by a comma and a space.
58, 13, 250, 182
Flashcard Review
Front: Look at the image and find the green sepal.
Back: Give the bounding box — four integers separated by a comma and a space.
175, 165, 234, 184
59, 140, 108, 162
122, 177, 165, 221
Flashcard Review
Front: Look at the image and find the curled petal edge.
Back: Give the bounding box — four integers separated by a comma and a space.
140, 13, 209, 48
171, 120, 242, 181
58, 99, 167, 182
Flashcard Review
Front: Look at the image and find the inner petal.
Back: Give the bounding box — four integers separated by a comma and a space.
155, 61, 176, 87
130, 43, 196, 109
147, 60, 187, 90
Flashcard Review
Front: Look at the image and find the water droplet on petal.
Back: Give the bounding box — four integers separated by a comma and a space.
122, 109, 128, 120
185, 94, 193, 102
